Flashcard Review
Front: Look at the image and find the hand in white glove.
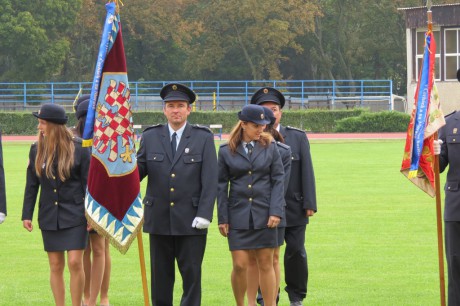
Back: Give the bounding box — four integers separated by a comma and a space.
433, 139, 443, 155
192, 216, 211, 229
0, 212, 5, 224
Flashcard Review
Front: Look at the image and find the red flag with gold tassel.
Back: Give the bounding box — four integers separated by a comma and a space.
400, 30, 445, 197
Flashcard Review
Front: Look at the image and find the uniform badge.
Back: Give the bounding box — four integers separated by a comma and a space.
454, 128, 458, 134
185, 148, 189, 153
172, 85, 177, 90
261, 113, 264, 119
263, 88, 269, 94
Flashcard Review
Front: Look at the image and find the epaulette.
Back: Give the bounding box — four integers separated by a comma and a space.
143, 124, 163, 132
445, 110, 457, 120
72, 136, 83, 144
276, 141, 290, 150
286, 126, 305, 133
192, 124, 212, 133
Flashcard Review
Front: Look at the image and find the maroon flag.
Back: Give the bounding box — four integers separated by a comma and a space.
83, 2, 143, 254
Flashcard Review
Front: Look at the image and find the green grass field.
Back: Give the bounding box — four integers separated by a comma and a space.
0, 139, 448, 305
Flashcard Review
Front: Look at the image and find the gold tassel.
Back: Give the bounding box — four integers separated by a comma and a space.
108, 0, 124, 14
72, 88, 83, 112
408, 170, 418, 179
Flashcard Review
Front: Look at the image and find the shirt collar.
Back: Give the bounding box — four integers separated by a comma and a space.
168, 122, 187, 140
242, 140, 255, 147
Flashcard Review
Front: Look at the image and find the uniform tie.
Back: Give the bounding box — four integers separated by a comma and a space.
246, 143, 253, 156
171, 132, 177, 157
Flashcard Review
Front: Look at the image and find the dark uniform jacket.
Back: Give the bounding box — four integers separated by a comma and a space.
277, 141, 292, 228
22, 138, 90, 230
217, 140, 285, 230
138, 123, 218, 236
280, 125, 317, 227
439, 111, 460, 221
0, 131, 6, 215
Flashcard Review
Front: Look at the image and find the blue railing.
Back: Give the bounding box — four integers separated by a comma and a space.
0, 79, 395, 111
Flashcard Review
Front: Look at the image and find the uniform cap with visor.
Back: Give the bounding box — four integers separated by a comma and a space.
160, 83, 196, 104
238, 105, 271, 125
250, 87, 286, 109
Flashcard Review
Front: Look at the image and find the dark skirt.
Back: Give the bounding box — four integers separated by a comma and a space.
277, 226, 285, 247
41, 224, 88, 252
228, 227, 279, 251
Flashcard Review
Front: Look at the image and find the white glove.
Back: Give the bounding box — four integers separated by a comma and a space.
192, 217, 210, 229
0, 212, 5, 224
433, 139, 443, 155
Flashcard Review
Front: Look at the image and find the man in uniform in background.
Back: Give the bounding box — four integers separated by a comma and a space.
137, 83, 218, 306
433, 69, 460, 306
251, 87, 317, 306
0, 130, 6, 224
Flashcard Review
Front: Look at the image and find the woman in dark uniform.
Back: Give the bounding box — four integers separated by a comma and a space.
247, 107, 291, 306
218, 104, 285, 306
72, 95, 112, 306
22, 103, 90, 306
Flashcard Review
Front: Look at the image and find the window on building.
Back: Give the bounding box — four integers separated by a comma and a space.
414, 28, 460, 81
444, 28, 460, 80
415, 30, 440, 81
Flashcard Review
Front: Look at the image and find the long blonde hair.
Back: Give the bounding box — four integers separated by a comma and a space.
35, 122, 75, 181
227, 121, 272, 154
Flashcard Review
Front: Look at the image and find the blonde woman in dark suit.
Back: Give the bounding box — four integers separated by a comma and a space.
247, 107, 291, 306
218, 104, 285, 306
22, 103, 90, 306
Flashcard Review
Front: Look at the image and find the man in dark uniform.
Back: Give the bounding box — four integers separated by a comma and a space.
251, 87, 317, 306
0, 130, 6, 224
137, 83, 218, 306
434, 68, 460, 306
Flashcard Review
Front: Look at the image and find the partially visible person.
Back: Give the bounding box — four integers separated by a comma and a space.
435, 112, 460, 305
434, 69, 460, 306
247, 106, 291, 306
251, 87, 317, 306
0, 130, 6, 225
218, 104, 285, 306
72, 95, 112, 306
137, 83, 218, 306
22, 103, 90, 306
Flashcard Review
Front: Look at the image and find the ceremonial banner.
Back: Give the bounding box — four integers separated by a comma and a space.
83, 2, 143, 253
401, 31, 445, 197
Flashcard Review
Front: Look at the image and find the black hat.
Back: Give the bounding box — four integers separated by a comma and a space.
33, 103, 68, 125
238, 105, 271, 125
74, 94, 90, 120
74, 94, 90, 112
160, 83, 196, 104
76, 100, 89, 120
250, 87, 285, 109
262, 107, 276, 125
457, 68, 460, 82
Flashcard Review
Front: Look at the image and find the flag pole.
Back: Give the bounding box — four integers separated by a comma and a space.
434, 134, 446, 306
137, 232, 150, 306
427, 1, 446, 305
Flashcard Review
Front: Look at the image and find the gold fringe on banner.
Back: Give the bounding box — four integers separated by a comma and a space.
85, 210, 144, 255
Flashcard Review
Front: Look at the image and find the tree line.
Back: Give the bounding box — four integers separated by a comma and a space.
0, 0, 455, 95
